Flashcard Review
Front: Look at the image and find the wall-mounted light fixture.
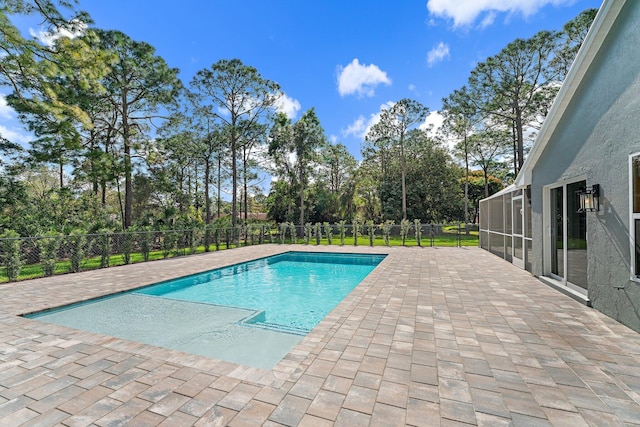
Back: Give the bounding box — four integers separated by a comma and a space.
577, 184, 600, 212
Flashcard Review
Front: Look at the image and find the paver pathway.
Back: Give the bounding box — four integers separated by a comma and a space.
1, 245, 640, 426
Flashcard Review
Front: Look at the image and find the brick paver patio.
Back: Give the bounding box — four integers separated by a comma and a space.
2, 245, 640, 426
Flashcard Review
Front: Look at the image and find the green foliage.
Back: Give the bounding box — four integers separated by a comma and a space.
337, 220, 347, 245
189, 227, 203, 254
414, 219, 422, 247
37, 232, 61, 276
162, 229, 177, 259
304, 223, 312, 245
289, 223, 297, 244
314, 223, 322, 245
67, 230, 86, 273
380, 220, 394, 246
267, 224, 274, 243
323, 222, 333, 245
204, 226, 212, 252
400, 219, 411, 246
0, 230, 22, 281
97, 230, 111, 268
352, 219, 360, 246
214, 227, 221, 250
279, 222, 288, 244
120, 232, 134, 265
0, 224, 480, 282
139, 227, 153, 262
365, 220, 376, 247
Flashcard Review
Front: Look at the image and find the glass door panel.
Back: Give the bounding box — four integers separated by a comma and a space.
550, 187, 564, 278
567, 181, 587, 289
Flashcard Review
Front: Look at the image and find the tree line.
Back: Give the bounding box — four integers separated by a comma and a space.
0, 0, 596, 238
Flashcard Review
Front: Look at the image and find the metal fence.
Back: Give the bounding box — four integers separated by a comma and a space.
0, 222, 478, 283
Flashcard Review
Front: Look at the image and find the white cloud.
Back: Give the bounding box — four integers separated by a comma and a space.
274, 93, 301, 119
426, 0, 576, 28
342, 116, 367, 139
0, 94, 32, 145
342, 101, 395, 139
0, 124, 32, 145
408, 84, 417, 92
337, 59, 391, 98
427, 42, 450, 67
29, 19, 87, 47
420, 110, 444, 136
0, 95, 14, 120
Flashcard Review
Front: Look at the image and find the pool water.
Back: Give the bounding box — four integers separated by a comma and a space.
25, 251, 386, 369
136, 252, 386, 333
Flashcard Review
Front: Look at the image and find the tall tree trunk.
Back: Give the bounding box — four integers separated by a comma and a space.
231, 124, 238, 228
515, 112, 524, 173
58, 155, 64, 189
123, 135, 132, 229
463, 133, 469, 235
400, 136, 407, 221
205, 161, 211, 224
483, 168, 489, 198
512, 121, 518, 178
299, 166, 305, 236
243, 167, 248, 221
217, 153, 221, 219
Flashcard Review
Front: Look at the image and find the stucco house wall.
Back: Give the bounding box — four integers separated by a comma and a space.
530, 0, 640, 330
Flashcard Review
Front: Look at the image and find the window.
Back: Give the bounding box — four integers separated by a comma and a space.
630, 154, 640, 279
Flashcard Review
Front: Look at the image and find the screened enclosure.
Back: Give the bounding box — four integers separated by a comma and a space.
479, 185, 533, 272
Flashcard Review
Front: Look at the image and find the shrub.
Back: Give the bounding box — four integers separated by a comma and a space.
414, 219, 422, 247
97, 230, 111, 268
67, 230, 86, 273
314, 223, 322, 245
279, 222, 288, 244
304, 223, 312, 245
1, 230, 22, 281
323, 222, 333, 245
337, 220, 347, 245
289, 223, 297, 244
366, 220, 375, 246
139, 227, 153, 262
267, 224, 274, 243
120, 232, 134, 265
185, 228, 200, 254
380, 220, 394, 246
400, 219, 411, 246
213, 227, 221, 250
38, 232, 61, 276
352, 219, 360, 246
162, 229, 177, 258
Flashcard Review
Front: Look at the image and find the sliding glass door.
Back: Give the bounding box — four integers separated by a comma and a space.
549, 180, 588, 291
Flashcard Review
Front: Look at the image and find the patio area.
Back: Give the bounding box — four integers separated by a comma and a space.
1, 245, 640, 426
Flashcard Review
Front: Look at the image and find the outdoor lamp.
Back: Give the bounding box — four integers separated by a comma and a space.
577, 184, 600, 212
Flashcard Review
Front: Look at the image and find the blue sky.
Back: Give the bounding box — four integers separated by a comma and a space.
1, 0, 603, 161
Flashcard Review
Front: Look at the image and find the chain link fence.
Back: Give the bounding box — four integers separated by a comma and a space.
0, 222, 477, 283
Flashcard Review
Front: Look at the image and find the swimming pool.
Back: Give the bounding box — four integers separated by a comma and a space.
26, 251, 386, 369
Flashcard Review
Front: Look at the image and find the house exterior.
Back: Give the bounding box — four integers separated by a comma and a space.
479, 0, 640, 332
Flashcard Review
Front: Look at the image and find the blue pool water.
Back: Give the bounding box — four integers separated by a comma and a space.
135, 251, 385, 333
25, 251, 386, 369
